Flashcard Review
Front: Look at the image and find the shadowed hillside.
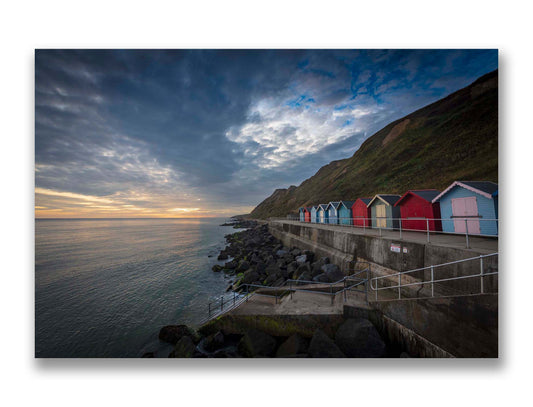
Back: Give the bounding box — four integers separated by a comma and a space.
250, 70, 498, 219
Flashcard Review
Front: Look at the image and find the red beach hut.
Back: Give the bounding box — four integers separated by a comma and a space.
394, 190, 442, 231
351, 198, 372, 228
304, 207, 311, 222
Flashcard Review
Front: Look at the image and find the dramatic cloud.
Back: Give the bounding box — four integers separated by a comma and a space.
35, 49, 498, 217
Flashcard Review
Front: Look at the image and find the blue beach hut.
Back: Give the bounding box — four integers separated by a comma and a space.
310, 206, 319, 223
432, 181, 498, 235
298, 207, 306, 222
338, 201, 355, 225
326, 201, 341, 224
317, 204, 329, 224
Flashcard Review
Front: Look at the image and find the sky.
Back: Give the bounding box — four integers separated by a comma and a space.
35, 49, 497, 218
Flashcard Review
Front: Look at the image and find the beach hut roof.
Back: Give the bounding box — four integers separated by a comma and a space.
340, 200, 355, 210
432, 181, 498, 203
394, 189, 441, 206
326, 201, 342, 210
368, 194, 401, 207
319, 204, 328, 211
354, 197, 372, 207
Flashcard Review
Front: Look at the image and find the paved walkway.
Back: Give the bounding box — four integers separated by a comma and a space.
272, 220, 498, 253
229, 284, 372, 316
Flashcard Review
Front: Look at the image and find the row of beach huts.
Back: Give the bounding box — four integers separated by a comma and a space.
298, 181, 498, 236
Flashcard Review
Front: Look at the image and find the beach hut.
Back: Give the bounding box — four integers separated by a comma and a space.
338, 201, 355, 225
368, 195, 401, 229
326, 201, 341, 224
298, 207, 306, 222
317, 204, 329, 224
310, 206, 319, 223
351, 198, 372, 228
394, 190, 442, 232
304, 207, 312, 223
432, 181, 498, 236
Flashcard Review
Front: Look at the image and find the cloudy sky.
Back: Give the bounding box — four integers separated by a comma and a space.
35, 49, 497, 218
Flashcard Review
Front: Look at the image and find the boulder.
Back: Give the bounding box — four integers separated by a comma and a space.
212, 265, 223, 272
168, 336, 197, 358
322, 264, 344, 282
290, 248, 302, 257
213, 346, 240, 358
203, 331, 226, 352
224, 260, 238, 270
217, 252, 229, 261
141, 352, 155, 358
334, 318, 386, 358
159, 324, 200, 345
286, 261, 299, 276
295, 254, 307, 264
275, 249, 288, 258
308, 329, 345, 358
275, 334, 309, 357
293, 262, 311, 280
237, 329, 277, 357
236, 260, 250, 273
312, 273, 330, 283
242, 269, 260, 285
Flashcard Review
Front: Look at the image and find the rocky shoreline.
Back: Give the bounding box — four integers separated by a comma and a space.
213, 222, 345, 292
146, 221, 405, 358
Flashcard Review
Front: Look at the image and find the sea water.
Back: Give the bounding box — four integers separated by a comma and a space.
35, 218, 241, 357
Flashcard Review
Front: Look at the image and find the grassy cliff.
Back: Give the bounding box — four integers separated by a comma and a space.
250, 70, 498, 219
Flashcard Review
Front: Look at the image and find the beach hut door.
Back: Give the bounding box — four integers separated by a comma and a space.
376, 205, 387, 228
452, 197, 481, 234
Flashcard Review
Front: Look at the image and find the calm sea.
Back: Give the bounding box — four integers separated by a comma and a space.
35, 218, 241, 358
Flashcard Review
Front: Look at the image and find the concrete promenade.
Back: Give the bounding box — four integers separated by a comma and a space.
273, 219, 498, 253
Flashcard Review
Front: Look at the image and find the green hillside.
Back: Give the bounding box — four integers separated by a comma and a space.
250, 70, 498, 219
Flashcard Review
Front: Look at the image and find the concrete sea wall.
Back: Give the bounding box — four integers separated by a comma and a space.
268, 220, 498, 294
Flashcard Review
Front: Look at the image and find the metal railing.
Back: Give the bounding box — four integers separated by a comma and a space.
202, 262, 371, 323
369, 253, 498, 301
274, 216, 498, 249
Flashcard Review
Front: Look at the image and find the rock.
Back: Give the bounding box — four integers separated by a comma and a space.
295, 254, 307, 264
141, 352, 155, 358
273, 277, 286, 287
275, 334, 309, 357
312, 273, 330, 283
203, 331, 226, 352
242, 269, 259, 285
290, 248, 301, 257
226, 284, 233, 292
276, 249, 288, 257
159, 324, 200, 345
168, 336, 197, 358
400, 352, 412, 358
213, 346, 240, 358
293, 262, 311, 280
321, 263, 344, 282
212, 265, 223, 272
286, 261, 298, 277
265, 264, 282, 278
237, 329, 277, 357
236, 260, 250, 273
334, 318, 386, 358
217, 252, 229, 261
303, 251, 315, 263
308, 329, 345, 358
224, 260, 238, 269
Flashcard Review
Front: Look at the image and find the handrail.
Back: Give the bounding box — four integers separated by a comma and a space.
368, 253, 498, 301
202, 263, 371, 323
271, 217, 499, 249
